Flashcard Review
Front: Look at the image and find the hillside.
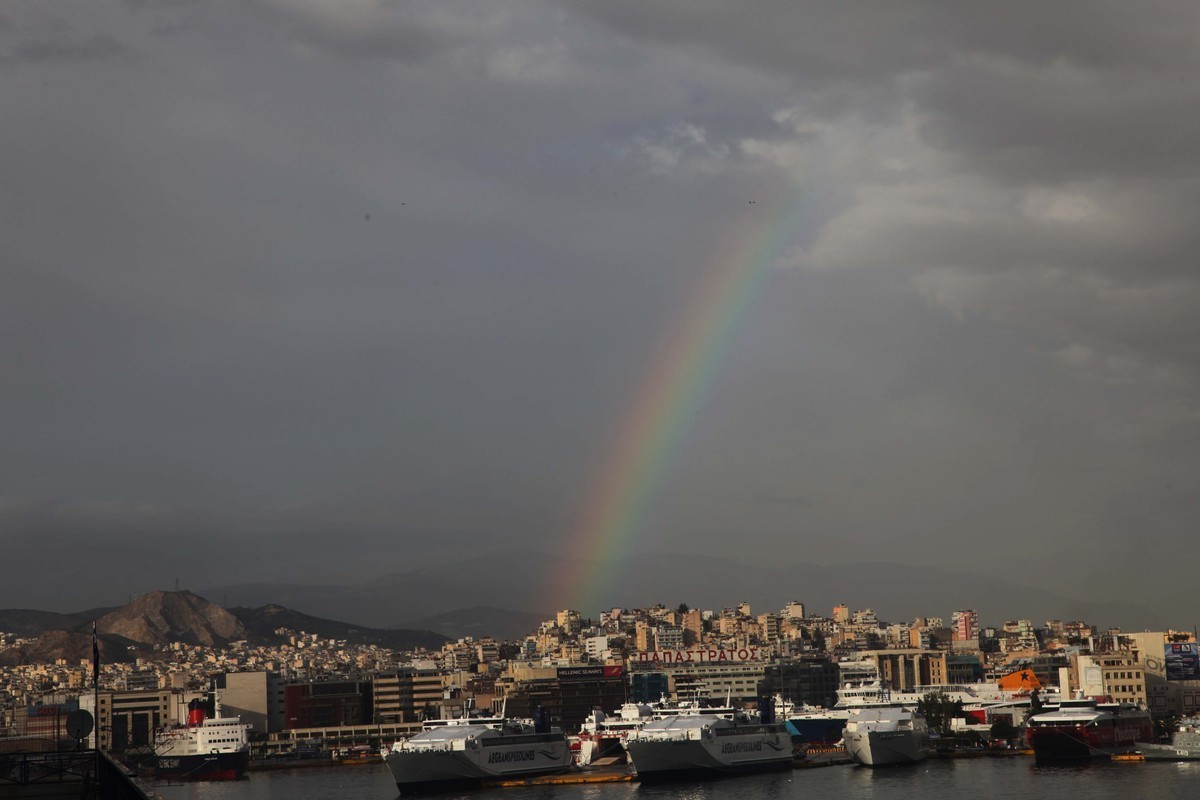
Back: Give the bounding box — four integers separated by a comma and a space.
94, 590, 244, 647
231, 604, 448, 651
0, 607, 118, 637
0, 630, 138, 667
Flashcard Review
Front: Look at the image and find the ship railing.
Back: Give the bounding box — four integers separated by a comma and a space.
0, 750, 92, 786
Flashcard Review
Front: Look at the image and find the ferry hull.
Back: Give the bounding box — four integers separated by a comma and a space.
384, 743, 570, 794
1140, 742, 1200, 761
1027, 728, 1145, 761
154, 750, 249, 781
843, 730, 931, 767
624, 734, 793, 782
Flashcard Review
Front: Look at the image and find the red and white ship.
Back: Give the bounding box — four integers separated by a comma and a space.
1025, 697, 1152, 760
153, 697, 250, 780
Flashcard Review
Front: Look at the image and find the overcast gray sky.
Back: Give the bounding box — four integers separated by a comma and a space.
3, 1, 1198, 621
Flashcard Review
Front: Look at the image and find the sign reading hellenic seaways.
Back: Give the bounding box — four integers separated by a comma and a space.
634, 648, 763, 664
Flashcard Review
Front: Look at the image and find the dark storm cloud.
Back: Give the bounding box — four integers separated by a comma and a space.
244, 0, 464, 64
2, 0, 1198, 623
2, 33, 134, 65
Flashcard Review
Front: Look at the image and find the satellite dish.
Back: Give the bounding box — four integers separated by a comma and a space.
66, 710, 94, 742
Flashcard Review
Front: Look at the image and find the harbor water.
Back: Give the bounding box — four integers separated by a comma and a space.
154, 757, 1200, 800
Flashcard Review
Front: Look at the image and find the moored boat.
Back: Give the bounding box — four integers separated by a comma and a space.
1025, 698, 1152, 760
1139, 717, 1200, 761
576, 702, 657, 765
152, 698, 250, 781
842, 706, 932, 766
382, 711, 570, 794
622, 709, 793, 782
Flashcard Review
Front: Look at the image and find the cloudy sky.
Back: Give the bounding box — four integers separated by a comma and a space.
3, 1, 1198, 621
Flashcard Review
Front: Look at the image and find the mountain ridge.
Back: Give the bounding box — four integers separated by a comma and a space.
203, 551, 1170, 632
0, 591, 448, 663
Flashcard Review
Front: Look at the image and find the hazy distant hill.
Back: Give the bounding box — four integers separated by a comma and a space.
0, 630, 139, 667
205, 549, 1169, 632
230, 604, 448, 650
95, 590, 244, 647
0, 591, 448, 664
0, 607, 117, 637
393, 607, 547, 642
0, 591, 244, 664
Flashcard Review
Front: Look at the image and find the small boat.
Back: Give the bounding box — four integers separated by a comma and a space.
575, 702, 657, 765
1139, 717, 1200, 761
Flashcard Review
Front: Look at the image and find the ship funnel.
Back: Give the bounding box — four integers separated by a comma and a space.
187, 698, 207, 727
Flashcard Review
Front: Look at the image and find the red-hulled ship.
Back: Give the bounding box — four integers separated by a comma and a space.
1025, 697, 1152, 760
152, 697, 250, 780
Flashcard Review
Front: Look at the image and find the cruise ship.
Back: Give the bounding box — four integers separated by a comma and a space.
1025, 697, 1152, 760
152, 698, 250, 781
842, 705, 932, 766
622, 708, 793, 781
382, 710, 571, 793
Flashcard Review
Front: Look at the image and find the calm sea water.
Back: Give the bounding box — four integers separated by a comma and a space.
153, 758, 1200, 800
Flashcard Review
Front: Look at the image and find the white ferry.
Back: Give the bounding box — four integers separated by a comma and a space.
622, 709, 793, 781
382, 709, 570, 793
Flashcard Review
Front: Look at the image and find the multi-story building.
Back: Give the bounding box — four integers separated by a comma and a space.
635, 622, 656, 652
219, 670, 286, 734
758, 658, 840, 708
656, 625, 684, 650
502, 666, 627, 732
780, 602, 805, 621
1123, 631, 1200, 716
79, 689, 200, 752
857, 649, 949, 691
951, 610, 979, 642
757, 614, 781, 642
852, 609, 878, 626
1074, 654, 1147, 708
585, 635, 611, 662
372, 669, 444, 724
283, 679, 372, 729
556, 610, 582, 635
1003, 620, 1038, 651
628, 649, 769, 703
682, 609, 703, 646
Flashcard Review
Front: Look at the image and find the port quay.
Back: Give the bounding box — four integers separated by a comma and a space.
4, 599, 1200, 797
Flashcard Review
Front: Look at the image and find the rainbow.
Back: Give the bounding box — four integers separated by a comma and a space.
561, 176, 810, 615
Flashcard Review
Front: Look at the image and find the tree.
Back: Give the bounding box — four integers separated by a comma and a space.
917, 691, 965, 736
990, 718, 1019, 741
677, 603, 689, 614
